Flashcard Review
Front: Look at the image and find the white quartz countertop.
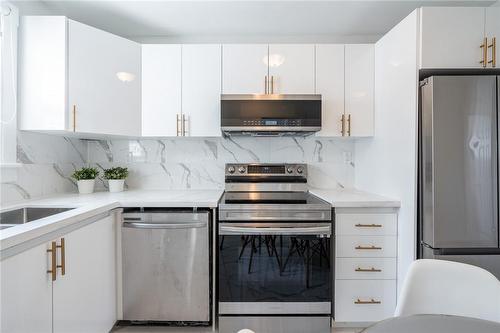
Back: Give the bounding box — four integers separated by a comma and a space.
310, 188, 401, 208
0, 190, 224, 251
1, 188, 399, 252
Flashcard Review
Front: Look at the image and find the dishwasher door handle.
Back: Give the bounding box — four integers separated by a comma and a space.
123, 221, 207, 229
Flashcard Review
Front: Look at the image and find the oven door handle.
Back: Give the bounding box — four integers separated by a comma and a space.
219, 225, 331, 236
123, 222, 207, 229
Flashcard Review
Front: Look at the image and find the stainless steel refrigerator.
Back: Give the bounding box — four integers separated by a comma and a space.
419, 74, 500, 279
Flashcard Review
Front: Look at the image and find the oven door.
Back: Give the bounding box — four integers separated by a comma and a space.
218, 222, 332, 315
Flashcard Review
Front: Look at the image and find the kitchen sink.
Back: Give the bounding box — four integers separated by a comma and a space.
0, 207, 75, 230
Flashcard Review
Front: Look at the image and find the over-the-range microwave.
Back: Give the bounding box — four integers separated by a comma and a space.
220, 94, 321, 137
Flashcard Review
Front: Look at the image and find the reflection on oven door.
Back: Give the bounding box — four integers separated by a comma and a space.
218, 233, 332, 315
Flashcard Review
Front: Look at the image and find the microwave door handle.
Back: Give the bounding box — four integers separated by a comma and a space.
219, 225, 331, 236
123, 222, 207, 229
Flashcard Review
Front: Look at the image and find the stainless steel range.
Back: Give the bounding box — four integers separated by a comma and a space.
218, 163, 332, 333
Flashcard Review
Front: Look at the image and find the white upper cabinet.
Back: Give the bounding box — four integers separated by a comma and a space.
19, 16, 141, 136
142, 44, 182, 137
222, 44, 269, 94
485, 7, 500, 68
68, 20, 141, 136
0, 243, 53, 333
19, 16, 67, 132
419, 7, 487, 68
345, 44, 374, 137
268, 44, 315, 94
53, 215, 116, 333
182, 44, 222, 137
315, 44, 345, 137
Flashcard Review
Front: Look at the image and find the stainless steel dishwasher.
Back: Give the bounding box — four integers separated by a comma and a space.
121, 209, 210, 323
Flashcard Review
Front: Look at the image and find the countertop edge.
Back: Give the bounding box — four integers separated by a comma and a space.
309, 189, 401, 208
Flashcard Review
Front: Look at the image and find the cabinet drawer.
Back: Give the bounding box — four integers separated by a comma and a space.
336, 235, 396, 258
336, 213, 397, 236
335, 280, 396, 323
336, 258, 396, 280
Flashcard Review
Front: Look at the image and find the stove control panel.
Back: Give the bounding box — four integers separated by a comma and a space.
225, 163, 307, 177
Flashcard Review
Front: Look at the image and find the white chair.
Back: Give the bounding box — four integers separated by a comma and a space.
394, 259, 500, 323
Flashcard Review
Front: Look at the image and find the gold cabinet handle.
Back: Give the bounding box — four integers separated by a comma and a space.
480, 37, 488, 68
355, 223, 382, 228
176, 114, 181, 136
265, 75, 268, 94
355, 245, 382, 250
72, 105, 76, 132
56, 238, 65, 276
355, 267, 382, 272
488, 37, 496, 68
341, 114, 346, 136
182, 114, 189, 136
271, 75, 274, 94
347, 114, 351, 136
355, 298, 381, 305
47, 241, 57, 281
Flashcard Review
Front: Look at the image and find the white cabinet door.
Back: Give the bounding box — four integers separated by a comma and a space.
222, 44, 269, 94
485, 7, 500, 68
53, 215, 117, 333
420, 7, 486, 68
268, 44, 315, 94
345, 44, 374, 137
142, 44, 182, 136
182, 44, 222, 137
68, 19, 141, 136
19, 16, 67, 131
315, 44, 344, 137
335, 280, 397, 322
0, 243, 53, 333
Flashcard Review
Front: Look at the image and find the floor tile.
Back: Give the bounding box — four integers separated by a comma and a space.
111, 325, 364, 333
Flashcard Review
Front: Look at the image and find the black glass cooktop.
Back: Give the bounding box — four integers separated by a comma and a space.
221, 192, 326, 205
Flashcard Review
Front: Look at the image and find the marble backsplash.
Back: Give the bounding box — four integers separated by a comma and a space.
87, 137, 355, 191
1, 132, 88, 205
1, 132, 355, 205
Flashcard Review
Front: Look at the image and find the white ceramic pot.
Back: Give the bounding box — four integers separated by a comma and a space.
77, 179, 95, 194
108, 179, 125, 193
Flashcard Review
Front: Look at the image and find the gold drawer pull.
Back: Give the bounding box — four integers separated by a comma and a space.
72, 105, 76, 132
355, 267, 382, 272
341, 114, 346, 136
47, 241, 57, 281
355, 245, 382, 250
355, 223, 382, 228
480, 37, 488, 68
488, 37, 496, 68
355, 298, 381, 305
56, 238, 65, 276
347, 114, 351, 136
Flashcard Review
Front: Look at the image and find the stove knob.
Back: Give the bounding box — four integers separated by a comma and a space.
297, 166, 304, 174
287, 167, 294, 174
238, 166, 246, 174
227, 166, 235, 174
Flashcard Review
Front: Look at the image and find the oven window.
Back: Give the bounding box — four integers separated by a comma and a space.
218, 234, 331, 302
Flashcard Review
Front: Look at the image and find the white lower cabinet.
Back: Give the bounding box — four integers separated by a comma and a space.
53, 215, 116, 333
0, 214, 116, 333
0, 243, 53, 333
335, 280, 397, 322
334, 208, 398, 324
335, 257, 397, 280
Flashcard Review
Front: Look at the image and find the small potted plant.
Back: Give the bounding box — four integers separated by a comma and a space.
72, 167, 99, 194
103, 167, 128, 193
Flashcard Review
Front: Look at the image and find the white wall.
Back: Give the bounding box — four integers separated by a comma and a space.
1, 2, 18, 166
354, 10, 419, 292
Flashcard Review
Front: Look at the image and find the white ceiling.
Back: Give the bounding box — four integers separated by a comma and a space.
11, 0, 499, 43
